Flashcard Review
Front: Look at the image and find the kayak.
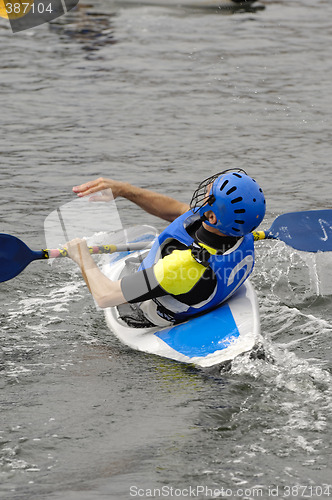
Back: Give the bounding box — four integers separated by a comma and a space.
103, 226, 260, 368
114, 0, 256, 9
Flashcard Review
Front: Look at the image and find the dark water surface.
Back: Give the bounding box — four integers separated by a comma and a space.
1, 0, 332, 498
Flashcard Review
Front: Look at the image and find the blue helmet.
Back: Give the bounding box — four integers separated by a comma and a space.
190, 169, 266, 237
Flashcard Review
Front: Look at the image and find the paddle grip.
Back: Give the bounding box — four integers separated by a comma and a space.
252, 230, 267, 241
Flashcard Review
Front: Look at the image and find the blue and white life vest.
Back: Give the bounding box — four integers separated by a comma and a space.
139, 210, 255, 322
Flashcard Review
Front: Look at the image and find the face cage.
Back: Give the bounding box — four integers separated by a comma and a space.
190, 168, 247, 214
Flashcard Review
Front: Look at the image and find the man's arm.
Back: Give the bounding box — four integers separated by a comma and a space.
66, 238, 212, 311
72, 177, 189, 222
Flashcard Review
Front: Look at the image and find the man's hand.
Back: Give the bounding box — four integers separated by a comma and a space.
66, 238, 92, 267
66, 237, 126, 308
72, 177, 128, 201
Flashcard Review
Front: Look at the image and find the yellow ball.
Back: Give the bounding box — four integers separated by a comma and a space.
0, 0, 34, 20
0, 0, 8, 17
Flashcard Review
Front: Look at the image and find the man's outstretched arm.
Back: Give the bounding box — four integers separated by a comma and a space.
73, 177, 189, 222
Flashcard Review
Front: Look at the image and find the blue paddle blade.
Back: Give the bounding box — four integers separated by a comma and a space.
0, 234, 45, 282
268, 210, 332, 252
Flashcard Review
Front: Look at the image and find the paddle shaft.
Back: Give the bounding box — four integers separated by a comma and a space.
44, 242, 152, 259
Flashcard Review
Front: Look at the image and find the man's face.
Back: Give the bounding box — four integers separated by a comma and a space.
203, 181, 214, 206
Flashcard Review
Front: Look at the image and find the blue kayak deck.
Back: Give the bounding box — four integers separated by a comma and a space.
155, 303, 239, 357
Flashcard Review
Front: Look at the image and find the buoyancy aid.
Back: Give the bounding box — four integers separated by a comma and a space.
139, 210, 255, 322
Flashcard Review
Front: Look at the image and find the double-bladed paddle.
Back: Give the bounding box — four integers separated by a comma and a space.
0, 235, 153, 283
1, 210, 332, 283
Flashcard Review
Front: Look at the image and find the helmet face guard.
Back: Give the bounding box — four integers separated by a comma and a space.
190, 169, 266, 237
190, 169, 247, 213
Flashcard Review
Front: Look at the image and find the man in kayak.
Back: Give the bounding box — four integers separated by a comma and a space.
67, 169, 265, 326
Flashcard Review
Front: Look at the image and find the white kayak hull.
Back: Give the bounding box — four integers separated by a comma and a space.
103, 227, 260, 368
